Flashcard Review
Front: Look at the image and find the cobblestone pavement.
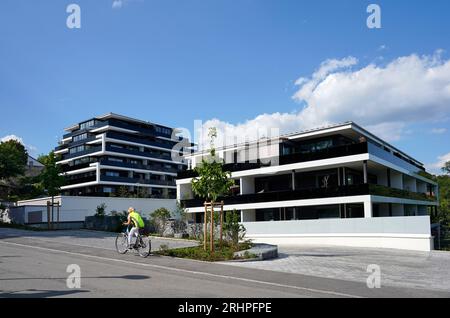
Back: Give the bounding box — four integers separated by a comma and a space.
220, 245, 450, 292
0, 228, 198, 251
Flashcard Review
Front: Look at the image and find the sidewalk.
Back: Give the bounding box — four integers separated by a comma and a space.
220, 245, 450, 292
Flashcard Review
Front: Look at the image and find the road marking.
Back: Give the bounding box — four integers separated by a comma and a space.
0, 240, 362, 298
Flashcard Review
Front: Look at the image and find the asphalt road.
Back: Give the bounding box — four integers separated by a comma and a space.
1, 230, 449, 298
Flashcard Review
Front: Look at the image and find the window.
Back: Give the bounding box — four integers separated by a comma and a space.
105, 171, 120, 177
110, 144, 123, 149
109, 157, 123, 163
80, 120, 97, 130
103, 187, 114, 193
156, 126, 172, 135
69, 145, 87, 154
73, 133, 88, 142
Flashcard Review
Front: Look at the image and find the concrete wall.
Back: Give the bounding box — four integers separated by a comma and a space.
243, 216, 433, 251
17, 196, 177, 222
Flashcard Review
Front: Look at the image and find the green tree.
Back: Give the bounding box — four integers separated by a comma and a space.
442, 161, 450, 175
0, 139, 28, 180
0, 140, 28, 200
117, 185, 131, 198
191, 128, 235, 251
38, 151, 66, 225
191, 128, 234, 203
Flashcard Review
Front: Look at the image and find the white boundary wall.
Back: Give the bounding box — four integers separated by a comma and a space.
243, 216, 433, 252
17, 196, 177, 222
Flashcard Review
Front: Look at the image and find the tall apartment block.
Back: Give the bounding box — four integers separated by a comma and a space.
55, 113, 187, 199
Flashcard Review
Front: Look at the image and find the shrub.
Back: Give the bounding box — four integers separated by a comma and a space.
223, 210, 246, 248
95, 203, 107, 217
151, 207, 171, 236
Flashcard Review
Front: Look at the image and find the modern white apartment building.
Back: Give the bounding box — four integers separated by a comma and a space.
176, 122, 439, 251
55, 113, 189, 199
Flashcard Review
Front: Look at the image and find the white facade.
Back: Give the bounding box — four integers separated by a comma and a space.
17, 196, 177, 223
177, 122, 438, 251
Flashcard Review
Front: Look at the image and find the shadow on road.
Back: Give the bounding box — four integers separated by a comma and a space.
0, 275, 150, 282
0, 289, 91, 298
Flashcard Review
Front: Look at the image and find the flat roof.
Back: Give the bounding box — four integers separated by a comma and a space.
64, 112, 175, 132
185, 121, 424, 167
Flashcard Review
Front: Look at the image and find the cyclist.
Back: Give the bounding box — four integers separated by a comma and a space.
123, 207, 145, 249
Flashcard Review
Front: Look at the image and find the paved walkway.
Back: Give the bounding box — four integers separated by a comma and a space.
0, 228, 198, 252
221, 245, 450, 292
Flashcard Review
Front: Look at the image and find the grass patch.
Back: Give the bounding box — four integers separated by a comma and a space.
156, 241, 254, 262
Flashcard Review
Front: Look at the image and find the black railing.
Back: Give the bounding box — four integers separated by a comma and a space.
105, 131, 174, 150
177, 162, 262, 179
181, 183, 437, 208
178, 142, 368, 179
100, 175, 175, 186
181, 184, 370, 208
369, 184, 435, 202
100, 159, 179, 173
105, 145, 172, 161
279, 142, 368, 165
61, 162, 93, 172
62, 146, 102, 160
64, 175, 96, 185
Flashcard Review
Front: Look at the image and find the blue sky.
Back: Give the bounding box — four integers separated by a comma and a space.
0, 0, 449, 173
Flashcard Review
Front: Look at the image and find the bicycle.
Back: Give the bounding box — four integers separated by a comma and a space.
115, 226, 151, 258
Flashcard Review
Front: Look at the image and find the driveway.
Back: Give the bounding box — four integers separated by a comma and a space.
220, 245, 450, 292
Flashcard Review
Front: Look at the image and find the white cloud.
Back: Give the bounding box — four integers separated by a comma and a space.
430, 127, 447, 134
112, 0, 142, 9
426, 152, 450, 175
112, 0, 123, 9
1, 135, 37, 155
1, 134, 24, 144
196, 51, 450, 149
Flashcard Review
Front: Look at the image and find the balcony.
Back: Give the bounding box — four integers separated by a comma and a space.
105, 145, 172, 161
62, 146, 102, 160
280, 142, 368, 165
182, 184, 370, 208
63, 122, 107, 139
100, 159, 179, 173
367, 142, 424, 173
100, 175, 175, 187
178, 142, 368, 179
181, 183, 436, 208
64, 175, 96, 186
105, 131, 174, 150
368, 184, 435, 202
61, 162, 93, 173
